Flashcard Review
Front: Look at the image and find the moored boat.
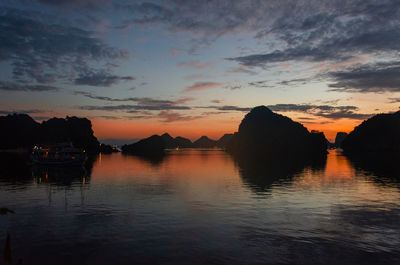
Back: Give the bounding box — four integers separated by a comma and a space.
31, 142, 87, 166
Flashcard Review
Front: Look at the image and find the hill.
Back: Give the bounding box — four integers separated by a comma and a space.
216, 134, 234, 148
226, 106, 327, 159
342, 111, 400, 152
160, 133, 193, 149
0, 114, 100, 153
122, 135, 165, 156
193, 136, 217, 148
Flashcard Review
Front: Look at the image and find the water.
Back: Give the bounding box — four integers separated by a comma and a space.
0, 149, 399, 264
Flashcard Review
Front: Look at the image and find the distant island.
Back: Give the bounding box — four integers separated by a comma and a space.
342, 110, 400, 153
3, 108, 400, 161
334, 132, 348, 149
226, 106, 327, 160
122, 133, 232, 155
0, 114, 112, 154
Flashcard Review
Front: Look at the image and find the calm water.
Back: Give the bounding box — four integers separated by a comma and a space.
1, 149, 400, 265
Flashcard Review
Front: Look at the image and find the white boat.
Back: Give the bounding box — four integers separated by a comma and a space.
31, 142, 87, 166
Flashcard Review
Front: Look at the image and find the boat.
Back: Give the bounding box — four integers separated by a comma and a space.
31, 142, 87, 166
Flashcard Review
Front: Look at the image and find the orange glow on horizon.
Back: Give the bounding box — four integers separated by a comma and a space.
92, 117, 361, 142
92, 118, 239, 141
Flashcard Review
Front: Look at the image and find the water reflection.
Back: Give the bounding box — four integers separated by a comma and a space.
345, 151, 400, 182
0, 153, 94, 187
1, 149, 400, 265
235, 154, 327, 193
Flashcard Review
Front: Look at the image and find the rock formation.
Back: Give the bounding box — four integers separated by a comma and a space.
334, 132, 348, 148
0, 114, 100, 153
122, 135, 165, 156
342, 111, 400, 152
226, 106, 327, 160
216, 134, 234, 149
193, 136, 217, 148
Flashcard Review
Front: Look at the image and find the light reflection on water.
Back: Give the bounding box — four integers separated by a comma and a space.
0, 149, 399, 265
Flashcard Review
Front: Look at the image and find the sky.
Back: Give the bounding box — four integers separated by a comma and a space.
1, 0, 400, 141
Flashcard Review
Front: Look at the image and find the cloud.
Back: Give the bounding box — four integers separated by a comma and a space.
183, 82, 222, 92
0, 81, 61, 92
277, 78, 310, 86
36, 0, 109, 10
0, 109, 42, 115
0, 7, 128, 85
177, 61, 215, 69
227, 65, 258, 75
217, 106, 251, 112
267, 104, 371, 120
225, 84, 242, 90
77, 92, 194, 111
74, 71, 135, 87
157, 110, 202, 122
173, 97, 196, 104
80, 104, 190, 111
94, 115, 122, 120
248, 80, 274, 88
227, 1, 400, 67
198, 103, 371, 120
327, 61, 400, 93
197, 105, 250, 112
75, 91, 194, 107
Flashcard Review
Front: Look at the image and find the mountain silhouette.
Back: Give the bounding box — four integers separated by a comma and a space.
160, 133, 194, 149
122, 135, 165, 156
0, 114, 40, 149
40, 116, 100, 153
226, 106, 327, 159
334, 132, 347, 148
216, 134, 234, 149
0, 114, 100, 153
174, 136, 193, 148
342, 111, 400, 152
193, 136, 217, 148
160, 133, 175, 148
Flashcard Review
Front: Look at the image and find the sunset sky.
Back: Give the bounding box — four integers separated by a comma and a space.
1, 0, 400, 141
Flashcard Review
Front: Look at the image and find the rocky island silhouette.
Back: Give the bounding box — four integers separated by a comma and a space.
1, 107, 400, 164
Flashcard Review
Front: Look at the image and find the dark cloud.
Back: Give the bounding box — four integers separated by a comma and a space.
74, 71, 135, 87
267, 104, 371, 120
217, 106, 251, 112
267, 104, 357, 113
277, 78, 310, 86
225, 85, 242, 90
228, 1, 400, 67
0, 109, 42, 115
95, 115, 122, 120
80, 104, 190, 111
157, 110, 202, 122
0, 81, 60, 92
0, 7, 128, 85
75, 91, 193, 107
36, 0, 109, 10
248, 80, 274, 88
197, 105, 250, 112
327, 62, 400, 93
198, 103, 371, 120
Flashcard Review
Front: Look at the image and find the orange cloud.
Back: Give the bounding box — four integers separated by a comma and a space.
183, 82, 222, 92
